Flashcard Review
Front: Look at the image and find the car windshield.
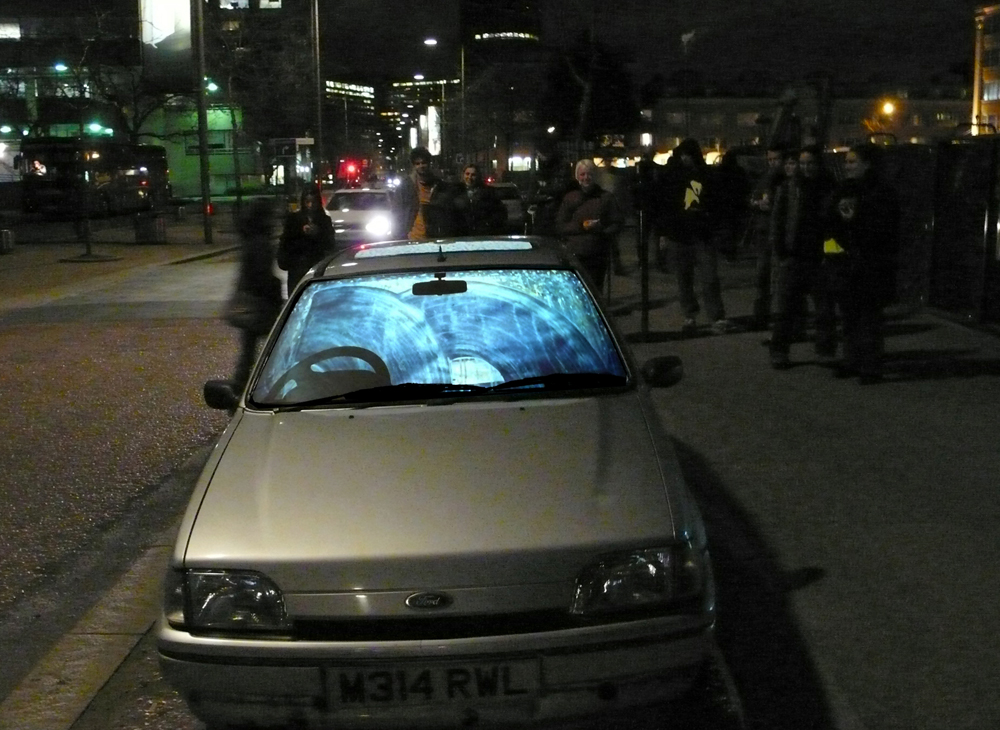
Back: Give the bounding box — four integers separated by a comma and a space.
327, 192, 389, 211
251, 268, 628, 407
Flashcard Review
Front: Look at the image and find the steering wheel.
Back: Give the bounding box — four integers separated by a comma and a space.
265, 346, 391, 402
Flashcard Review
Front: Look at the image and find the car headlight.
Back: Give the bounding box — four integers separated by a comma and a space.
365, 215, 392, 236
164, 569, 291, 632
570, 543, 708, 615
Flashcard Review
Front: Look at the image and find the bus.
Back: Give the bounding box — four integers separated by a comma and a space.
17, 137, 171, 216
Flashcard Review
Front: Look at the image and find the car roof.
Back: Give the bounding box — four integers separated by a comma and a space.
314, 236, 572, 279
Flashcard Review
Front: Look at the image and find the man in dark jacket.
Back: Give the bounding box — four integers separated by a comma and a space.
395, 146, 461, 240
820, 143, 900, 384
556, 159, 623, 294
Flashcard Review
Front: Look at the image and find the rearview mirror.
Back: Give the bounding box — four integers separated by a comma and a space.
412, 279, 468, 296
204, 379, 240, 411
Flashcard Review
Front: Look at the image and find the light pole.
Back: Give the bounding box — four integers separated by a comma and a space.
311, 0, 323, 182
460, 44, 465, 161
194, 0, 213, 246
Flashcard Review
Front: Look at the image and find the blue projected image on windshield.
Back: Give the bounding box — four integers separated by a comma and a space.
252, 269, 627, 406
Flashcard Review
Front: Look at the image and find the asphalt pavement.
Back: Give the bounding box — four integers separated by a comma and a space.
2, 218, 999, 730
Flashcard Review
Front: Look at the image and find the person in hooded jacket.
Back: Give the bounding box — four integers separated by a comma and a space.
820, 143, 900, 384
666, 138, 733, 335
277, 186, 335, 292
556, 159, 623, 294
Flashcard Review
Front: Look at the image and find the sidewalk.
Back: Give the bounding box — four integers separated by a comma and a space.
0, 212, 239, 313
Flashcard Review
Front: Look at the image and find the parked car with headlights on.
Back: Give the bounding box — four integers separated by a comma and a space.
158, 236, 718, 729
321, 187, 394, 246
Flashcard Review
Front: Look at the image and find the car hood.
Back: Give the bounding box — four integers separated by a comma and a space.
183, 394, 681, 594
326, 209, 389, 224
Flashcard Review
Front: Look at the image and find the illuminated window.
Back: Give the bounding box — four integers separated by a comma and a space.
508, 155, 532, 171
260, 0, 282, 7
0, 22, 20, 39
220, 0, 249, 8
984, 80, 1000, 102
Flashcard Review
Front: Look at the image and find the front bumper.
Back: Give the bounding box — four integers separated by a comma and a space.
158, 613, 714, 728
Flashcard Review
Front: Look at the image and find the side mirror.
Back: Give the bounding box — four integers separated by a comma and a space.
641, 355, 683, 388
204, 379, 240, 411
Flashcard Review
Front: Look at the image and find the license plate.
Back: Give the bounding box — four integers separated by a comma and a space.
329, 660, 539, 707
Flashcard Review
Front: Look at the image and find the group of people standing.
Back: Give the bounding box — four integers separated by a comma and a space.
225, 137, 901, 390
396, 146, 509, 239
752, 141, 901, 383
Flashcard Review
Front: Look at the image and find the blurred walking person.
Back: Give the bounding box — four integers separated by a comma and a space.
226, 198, 283, 391
557, 159, 624, 295
277, 186, 335, 293
666, 138, 733, 335
767, 145, 836, 369
820, 143, 901, 384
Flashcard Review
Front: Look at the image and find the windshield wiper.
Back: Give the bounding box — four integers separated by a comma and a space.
489, 372, 627, 392
266, 375, 624, 410
341, 382, 488, 402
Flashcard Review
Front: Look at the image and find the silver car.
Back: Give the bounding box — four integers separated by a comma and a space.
322, 187, 395, 246
158, 236, 717, 729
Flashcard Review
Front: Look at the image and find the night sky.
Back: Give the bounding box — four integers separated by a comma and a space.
26, 0, 982, 89
331, 0, 980, 88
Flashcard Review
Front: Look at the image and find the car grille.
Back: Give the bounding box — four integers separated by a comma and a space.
294, 611, 572, 641
292, 603, 698, 642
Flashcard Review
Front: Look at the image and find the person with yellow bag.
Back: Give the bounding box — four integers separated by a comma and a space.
818, 143, 901, 384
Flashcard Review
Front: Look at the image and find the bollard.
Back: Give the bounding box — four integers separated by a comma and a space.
134, 211, 167, 244
0, 229, 13, 254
